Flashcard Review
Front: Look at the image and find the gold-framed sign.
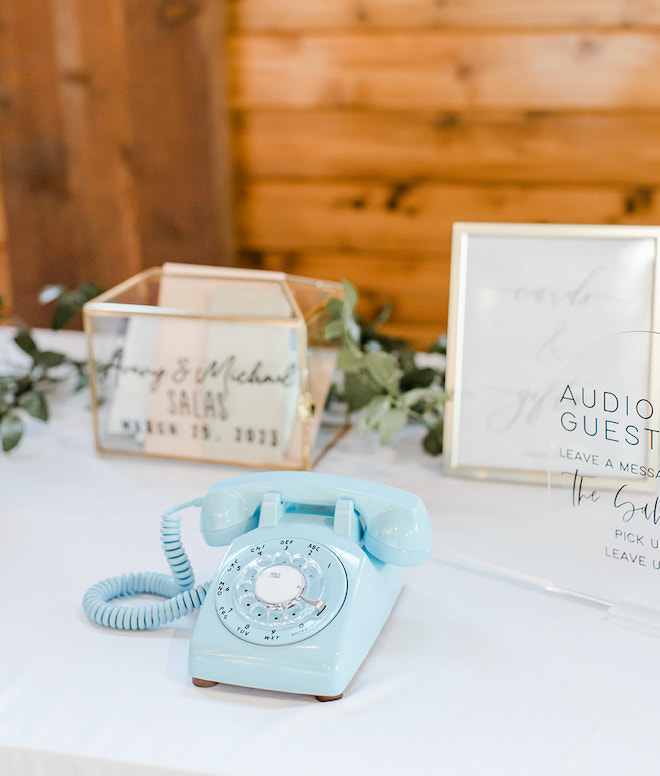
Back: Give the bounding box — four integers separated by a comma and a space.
444, 223, 660, 483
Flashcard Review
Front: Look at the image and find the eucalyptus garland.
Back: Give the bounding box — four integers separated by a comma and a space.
323, 281, 447, 455
0, 284, 99, 453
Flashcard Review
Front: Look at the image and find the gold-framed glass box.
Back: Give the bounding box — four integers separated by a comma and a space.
83, 264, 346, 470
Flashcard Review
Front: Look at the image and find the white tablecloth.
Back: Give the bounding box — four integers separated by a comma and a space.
2, 330, 660, 775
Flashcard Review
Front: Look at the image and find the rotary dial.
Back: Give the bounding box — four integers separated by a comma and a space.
214, 537, 348, 645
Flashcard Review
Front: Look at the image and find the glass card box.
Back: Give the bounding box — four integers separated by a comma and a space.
83, 264, 345, 470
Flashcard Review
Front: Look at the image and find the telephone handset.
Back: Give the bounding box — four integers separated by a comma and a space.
83, 471, 432, 701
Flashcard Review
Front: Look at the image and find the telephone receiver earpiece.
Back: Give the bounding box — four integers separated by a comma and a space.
200, 486, 259, 546
362, 503, 433, 566
200, 471, 432, 566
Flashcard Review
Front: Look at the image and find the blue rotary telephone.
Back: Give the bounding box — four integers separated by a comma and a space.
83, 471, 432, 701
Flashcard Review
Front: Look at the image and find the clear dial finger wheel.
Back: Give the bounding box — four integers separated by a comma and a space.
214, 537, 348, 645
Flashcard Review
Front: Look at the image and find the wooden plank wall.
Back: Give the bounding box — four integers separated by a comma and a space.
0, 177, 10, 311
3, 1, 660, 345
227, 0, 660, 346
0, 0, 233, 328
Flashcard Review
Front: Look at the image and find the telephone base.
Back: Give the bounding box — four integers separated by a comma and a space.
188, 471, 432, 701
192, 676, 343, 702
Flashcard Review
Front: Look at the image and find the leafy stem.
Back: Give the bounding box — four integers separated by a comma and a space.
0, 285, 97, 453
323, 280, 447, 455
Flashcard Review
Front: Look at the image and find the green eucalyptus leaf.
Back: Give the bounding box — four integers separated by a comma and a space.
18, 390, 49, 421
397, 347, 417, 373
79, 281, 104, 299
361, 395, 391, 427
344, 372, 383, 411
402, 387, 433, 408
0, 412, 24, 452
325, 296, 344, 317
335, 345, 362, 373
15, 375, 31, 393
36, 350, 67, 369
51, 297, 80, 331
363, 351, 399, 388
421, 409, 442, 431
346, 317, 361, 343
378, 407, 408, 445
341, 280, 358, 314
49, 282, 104, 330
323, 319, 345, 341
428, 335, 447, 356
372, 302, 393, 328
400, 366, 437, 391
72, 364, 88, 392
422, 424, 444, 456
14, 330, 38, 359
39, 285, 65, 304
358, 396, 390, 434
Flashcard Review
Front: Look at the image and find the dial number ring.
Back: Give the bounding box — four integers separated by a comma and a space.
214, 537, 347, 645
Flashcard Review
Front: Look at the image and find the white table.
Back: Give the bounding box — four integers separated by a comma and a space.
2, 330, 660, 775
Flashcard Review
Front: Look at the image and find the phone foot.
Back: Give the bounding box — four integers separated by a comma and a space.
192, 677, 219, 688
315, 693, 343, 702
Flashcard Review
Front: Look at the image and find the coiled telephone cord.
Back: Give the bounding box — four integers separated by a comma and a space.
82, 498, 209, 630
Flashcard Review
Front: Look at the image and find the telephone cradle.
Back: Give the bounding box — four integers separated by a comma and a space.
83, 471, 433, 701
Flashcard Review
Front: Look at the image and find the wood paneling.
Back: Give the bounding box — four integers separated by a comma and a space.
240, 182, 660, 252
0, 177, 10, 311
0, 0, 233, 329
122, 0, 234, 268
242, 248, 448, 345
238, 110, 660, 185
234, 180, 659, 345
52, 0, 142, 288
227, 0, 660, 31
3, 1, 660, 345
227, 5, 660, 346
229, 32, 660, 111
0, 0, 79, 325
